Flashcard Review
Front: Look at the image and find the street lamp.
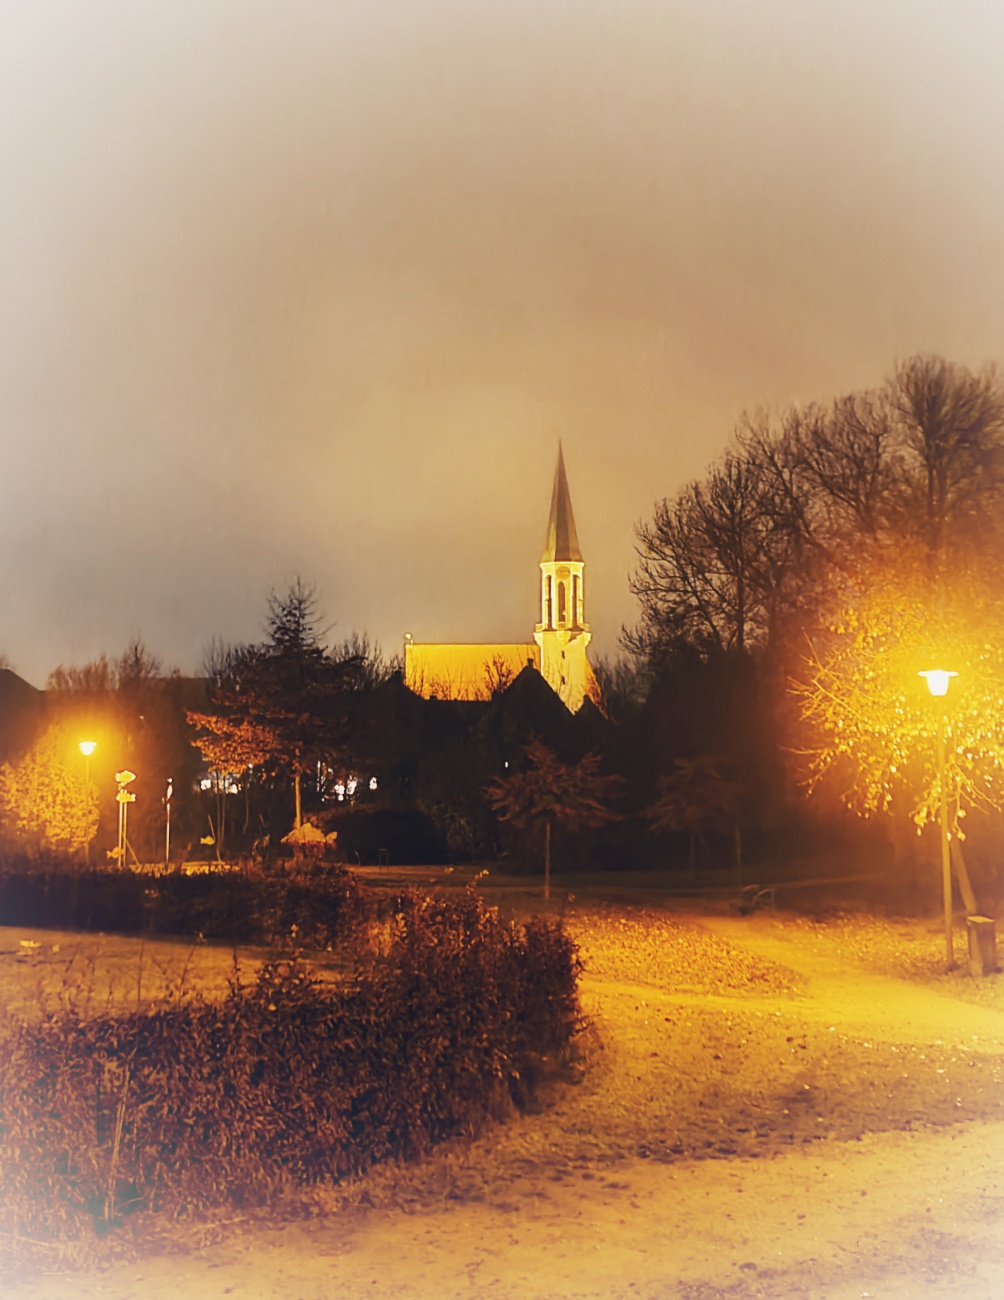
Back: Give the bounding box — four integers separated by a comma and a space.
919, 669, 958, 969
78, 741, 97, 863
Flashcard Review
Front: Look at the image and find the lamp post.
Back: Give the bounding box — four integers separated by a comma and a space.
164, 777, 173, 868
919, 669, 958, 970
78, 741, 97, 863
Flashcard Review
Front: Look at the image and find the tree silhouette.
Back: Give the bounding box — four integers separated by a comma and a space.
646, 755, 742, 878
630, 356, 1004, 669
486, 740, 621, 899
190, 581, 365, 844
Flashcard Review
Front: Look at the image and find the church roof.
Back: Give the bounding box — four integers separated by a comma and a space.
541, 444, 582, 563
404, 643, 540, 702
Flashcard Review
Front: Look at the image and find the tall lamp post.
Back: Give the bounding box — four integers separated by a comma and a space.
78, 740, 97, 863
919, 669, 958, 970
164, 777, 173, 868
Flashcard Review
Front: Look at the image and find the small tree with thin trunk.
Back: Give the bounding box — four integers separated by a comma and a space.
486, 741, 621, 899
646, 756, 743, 879
185, 713, 275, 859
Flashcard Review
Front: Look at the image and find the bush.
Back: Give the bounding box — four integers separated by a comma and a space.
324, 807, 447, 865
0, 891, 582, 1258
0, 861, 366, 949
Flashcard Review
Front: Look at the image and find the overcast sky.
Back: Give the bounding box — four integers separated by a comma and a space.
3, 0, 1004, 685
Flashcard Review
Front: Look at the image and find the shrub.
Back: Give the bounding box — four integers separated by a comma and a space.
0, 861, 366, 949
0, 891, 581, 1259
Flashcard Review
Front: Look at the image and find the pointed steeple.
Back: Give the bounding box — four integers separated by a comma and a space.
541, 443, 582, 563
535, 446, 593, 711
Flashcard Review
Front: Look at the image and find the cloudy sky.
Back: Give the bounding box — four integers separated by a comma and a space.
3, 0, 1004, 685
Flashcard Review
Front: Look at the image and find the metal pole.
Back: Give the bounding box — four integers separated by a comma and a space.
165, 779, 172, 868
938, 725, 954, 970
84, 755, 91, 865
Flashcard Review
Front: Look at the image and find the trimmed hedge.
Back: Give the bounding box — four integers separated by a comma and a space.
0, 862, 366, 949
0, 891, 581, 1255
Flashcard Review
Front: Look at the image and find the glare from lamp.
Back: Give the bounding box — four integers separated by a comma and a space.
78, 740, 97, 757
919, 669, 958, 697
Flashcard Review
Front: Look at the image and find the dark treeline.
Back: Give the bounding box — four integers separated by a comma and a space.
619, 354, 1004, 906
4, 354, 1004, 902
0, 581, 619, 872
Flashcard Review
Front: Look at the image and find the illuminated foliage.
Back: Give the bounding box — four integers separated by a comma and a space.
792, 546, 1004, 827
0, 722, 99, 854
186, 711, 275, 776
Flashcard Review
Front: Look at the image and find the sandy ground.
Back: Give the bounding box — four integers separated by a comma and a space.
5, 904, 1004, 1298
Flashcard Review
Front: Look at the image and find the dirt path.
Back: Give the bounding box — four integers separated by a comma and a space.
701, 913, 1004, 1051
8, 908, 1004, 1299
16, 1122, 1004, 1300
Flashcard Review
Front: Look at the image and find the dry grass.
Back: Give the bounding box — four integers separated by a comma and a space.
313, 900, 1004, 1230
0, 928, 272, 1023
566, 903, 806, 997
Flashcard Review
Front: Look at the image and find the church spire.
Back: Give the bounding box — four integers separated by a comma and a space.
534, 445, 593, 711
541, 443, 583, 563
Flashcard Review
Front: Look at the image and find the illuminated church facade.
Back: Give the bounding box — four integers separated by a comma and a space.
403, 447, 598, 712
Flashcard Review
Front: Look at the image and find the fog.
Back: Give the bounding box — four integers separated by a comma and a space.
3, 0, 1004, 682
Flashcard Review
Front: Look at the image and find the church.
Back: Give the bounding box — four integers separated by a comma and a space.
403, 447, 599, 712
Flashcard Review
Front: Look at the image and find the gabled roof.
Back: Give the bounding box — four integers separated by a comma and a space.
0, 668, 43, 763
541, 444, 583, 563
478, 663, 574, 752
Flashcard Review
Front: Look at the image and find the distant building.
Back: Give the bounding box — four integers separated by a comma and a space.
0, 668, 43, 764
404, 447, 598, 712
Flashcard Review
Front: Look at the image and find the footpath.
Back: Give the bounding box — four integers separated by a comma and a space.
701, 912, 1004, 1054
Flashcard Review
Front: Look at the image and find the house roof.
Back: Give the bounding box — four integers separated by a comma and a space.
541, 444, 582, 563
0, 668, 43, 763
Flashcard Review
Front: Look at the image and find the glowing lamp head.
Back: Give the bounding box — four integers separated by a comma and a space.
78, 740, 97, 757
919, 669, 957, 698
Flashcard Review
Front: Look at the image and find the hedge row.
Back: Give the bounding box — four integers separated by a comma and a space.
0, 861, 366, 949
0, 891, 581, 1255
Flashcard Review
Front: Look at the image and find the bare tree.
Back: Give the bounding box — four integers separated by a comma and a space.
630, 356, 1004, 668
483, 654, 516, 697
630, 450, 801, 660
890, 355, 1004, 556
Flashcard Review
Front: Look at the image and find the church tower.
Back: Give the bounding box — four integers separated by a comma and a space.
534, 446, 594, 711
